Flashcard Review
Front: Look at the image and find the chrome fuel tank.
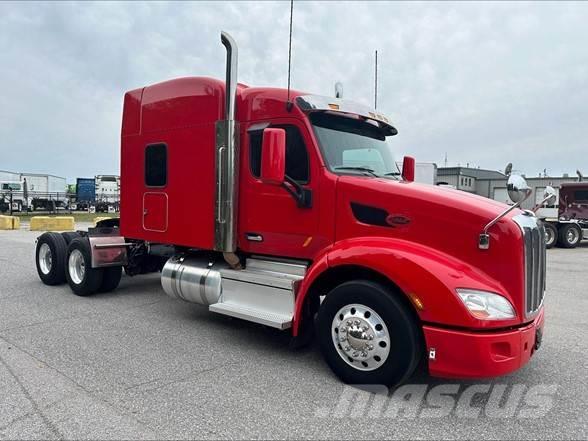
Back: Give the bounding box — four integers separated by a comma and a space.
161, 256, 228, 306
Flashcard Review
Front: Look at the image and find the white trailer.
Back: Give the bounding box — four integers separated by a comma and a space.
20, 173, 67, 210
396, 162, 437, 185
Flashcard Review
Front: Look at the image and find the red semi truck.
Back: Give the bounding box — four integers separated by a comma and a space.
34, 33, 549, 386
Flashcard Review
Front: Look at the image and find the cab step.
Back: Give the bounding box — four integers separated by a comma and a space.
209, 302, 292, 329
208, 257, 307, 330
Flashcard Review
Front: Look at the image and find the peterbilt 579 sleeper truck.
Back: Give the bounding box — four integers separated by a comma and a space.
34, 33, 550, 386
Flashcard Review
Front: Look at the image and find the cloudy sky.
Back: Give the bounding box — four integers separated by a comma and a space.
1, 1, 587, 181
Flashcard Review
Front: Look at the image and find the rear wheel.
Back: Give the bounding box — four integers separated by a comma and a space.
100, 266, 122, 292
35, 232, 67, 285
65, 238, 103, 296
557, 223, 581, 248
61, 231, 81, 245
317, 280, 422, 386
543, 223, 557, 249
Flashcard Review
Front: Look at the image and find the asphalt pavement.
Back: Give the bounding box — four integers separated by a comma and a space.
0, 226, 586, 439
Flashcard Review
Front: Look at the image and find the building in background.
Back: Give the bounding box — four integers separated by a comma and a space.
436, 166, 583, 210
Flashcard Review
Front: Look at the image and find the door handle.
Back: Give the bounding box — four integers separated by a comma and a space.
245, 233, 263, 242
143, 209, 148, 215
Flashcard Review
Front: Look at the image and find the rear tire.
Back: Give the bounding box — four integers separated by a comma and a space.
317, 280, 422, 387
99, 266, 122, 292
543, 223, 557, 249
557, 223, 581, 248
36, 232, 67, 285
61, 231, 81, 245
65, 238, 103, 296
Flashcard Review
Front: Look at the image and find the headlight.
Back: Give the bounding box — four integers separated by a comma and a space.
456, 289, 516, 320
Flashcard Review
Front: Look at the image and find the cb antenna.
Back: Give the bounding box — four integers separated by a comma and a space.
374, 50, 378, 109
286, 0, 294, 111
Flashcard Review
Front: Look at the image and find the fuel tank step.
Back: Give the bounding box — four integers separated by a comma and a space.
208, 257, 308, 330
209, 302, 292, 330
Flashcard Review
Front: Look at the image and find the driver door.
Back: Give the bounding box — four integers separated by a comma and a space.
238, 119, 326, 259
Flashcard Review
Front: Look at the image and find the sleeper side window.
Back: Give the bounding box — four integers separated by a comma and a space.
249, 125, 310, 184
145, 143, 167, 187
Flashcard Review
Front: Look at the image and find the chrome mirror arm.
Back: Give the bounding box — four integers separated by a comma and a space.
479, 185, 532, 250
479, 202, 523, 250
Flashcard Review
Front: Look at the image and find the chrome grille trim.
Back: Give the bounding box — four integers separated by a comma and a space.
513, 214, 546, 318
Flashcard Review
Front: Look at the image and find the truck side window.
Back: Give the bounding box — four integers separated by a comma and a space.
145, 143, 167, 187
250, 125, 309, 184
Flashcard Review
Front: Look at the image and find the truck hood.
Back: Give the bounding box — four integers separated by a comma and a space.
335, 175, 525, 303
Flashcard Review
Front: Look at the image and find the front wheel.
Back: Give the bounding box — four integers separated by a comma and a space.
317, 280, 422, 386
544, 223, 557, 249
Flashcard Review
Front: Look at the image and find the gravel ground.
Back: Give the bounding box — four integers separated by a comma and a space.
0, 226, 586, 440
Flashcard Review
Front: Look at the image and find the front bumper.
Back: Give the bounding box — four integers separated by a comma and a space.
423, 307, 544, 379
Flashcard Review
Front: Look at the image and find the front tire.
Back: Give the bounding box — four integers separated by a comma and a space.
36, 232, 67, 285
544, 223, 557, 249
557, 223, 581, 248
317, 280, 422, 386
65, 238, 103, 296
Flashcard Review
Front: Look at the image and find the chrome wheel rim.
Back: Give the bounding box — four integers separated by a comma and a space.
38, 243, 52, 275
545, 228, 555, 246
567, 227, 579, 244
68, 249, 85, 285
331, 303, 390, 371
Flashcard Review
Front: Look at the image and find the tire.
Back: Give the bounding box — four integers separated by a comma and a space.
317, 280, 422, 386
65, 237, 103, 296
99, 266, 122, 293
35, 232, 67, 285
557, 223, 581, 248
61, 231, 81, 245
543, 223, 557, 249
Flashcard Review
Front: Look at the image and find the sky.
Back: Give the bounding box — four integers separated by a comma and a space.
1, 1, 587, 182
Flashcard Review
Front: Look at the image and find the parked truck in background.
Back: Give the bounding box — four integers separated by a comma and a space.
71, 177, 97, 211
537, 182, 588, 248
21, 173, 67, 211
0, 180, 27, 212
33, 32, 549, 386
95, 175, 120, 212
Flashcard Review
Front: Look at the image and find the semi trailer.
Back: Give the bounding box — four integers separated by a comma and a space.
537, 182, 588, 248
34, 32, 549, 386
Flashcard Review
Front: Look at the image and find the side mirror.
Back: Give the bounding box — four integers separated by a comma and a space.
507, 174, 532, 204
402, 156, 415, 182
260, 128, 286, 186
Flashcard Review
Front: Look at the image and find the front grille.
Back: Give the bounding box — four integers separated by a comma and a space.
515, 215, 547, 317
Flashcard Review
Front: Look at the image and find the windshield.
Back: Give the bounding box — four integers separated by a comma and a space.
310, 112, 399, 178
1, 183, 21, 191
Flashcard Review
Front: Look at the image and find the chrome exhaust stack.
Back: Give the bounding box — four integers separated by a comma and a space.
215, 31, 239, 253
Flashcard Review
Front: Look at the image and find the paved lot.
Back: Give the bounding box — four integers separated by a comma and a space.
0, 227, 587, 440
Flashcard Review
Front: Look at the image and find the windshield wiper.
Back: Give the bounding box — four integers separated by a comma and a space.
334, 166, 379, 177
383, 171, 402, 180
